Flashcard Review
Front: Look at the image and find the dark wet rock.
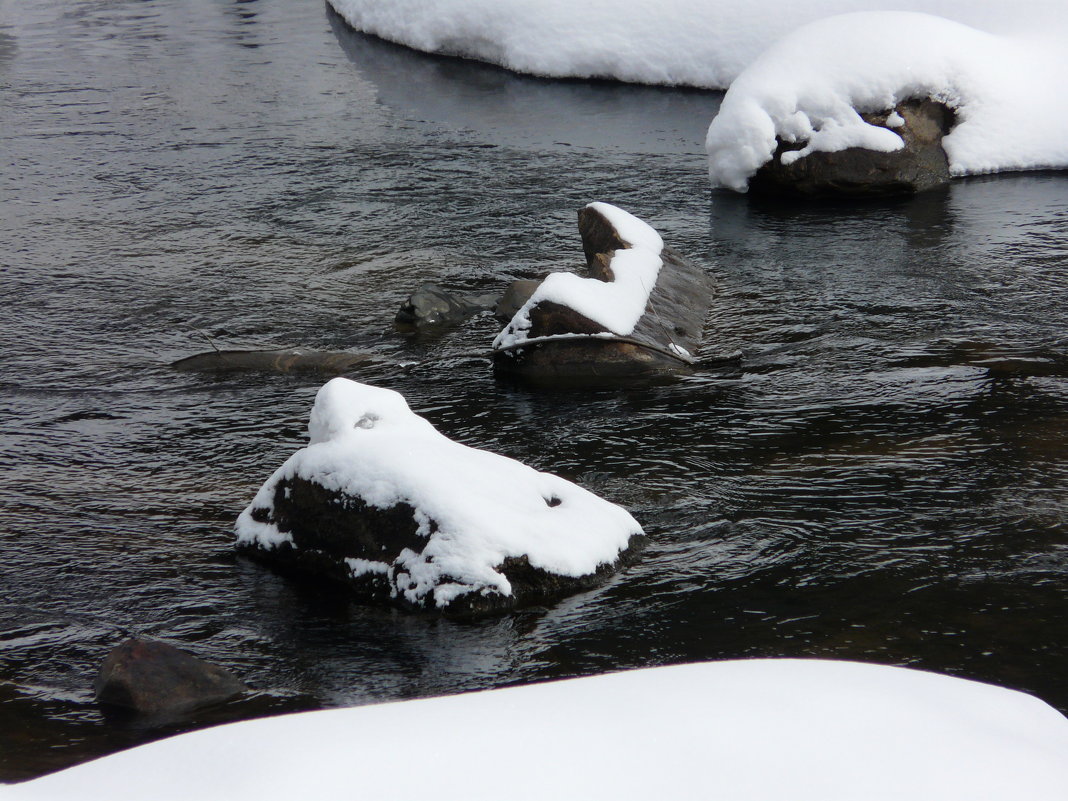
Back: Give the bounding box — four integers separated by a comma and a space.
395, 283, 498, 328
239, 475, 645, 618
494, 279, 542, 321
171, 347, 371, 374
492, 204, 713, 386
95, 638, 246, 716
749, 99, 956, 197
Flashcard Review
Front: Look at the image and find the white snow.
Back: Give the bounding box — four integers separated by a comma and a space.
493, 202, 663, 351
235, 378, 641, 607
327, 0, 1068, 90
706, 11, 1068, 190
11, 659, 1068, 801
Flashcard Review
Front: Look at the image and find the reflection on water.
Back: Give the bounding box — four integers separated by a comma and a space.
1, 0, 1066, 783
327, 9, 722, 153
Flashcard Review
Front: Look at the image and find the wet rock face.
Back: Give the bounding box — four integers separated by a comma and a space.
749, 99, 956, 197
239, 475, 645, 617
94, 639, 246, 717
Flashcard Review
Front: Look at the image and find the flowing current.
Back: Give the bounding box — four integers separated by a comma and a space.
2, 0, 1067, 781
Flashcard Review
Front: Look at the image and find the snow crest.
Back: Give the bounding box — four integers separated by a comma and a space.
235, 378, 642, 607
706, 11, 1068, 190
328, 0, 1068, 90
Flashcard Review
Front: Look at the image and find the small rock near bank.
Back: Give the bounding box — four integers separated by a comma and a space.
95, 638, 247, 716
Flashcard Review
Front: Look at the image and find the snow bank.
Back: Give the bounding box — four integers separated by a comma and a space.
327, 0, 1067, 90
12, 659, 1068, 800
706, 11, 1068, 190
493, 202, 663, 351
236, 378, 641, 608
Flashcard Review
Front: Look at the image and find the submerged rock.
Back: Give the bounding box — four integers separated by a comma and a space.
492, 203, 713, 386
171, 347, 371, 375
236, 378, 644, 616
749, 99, 955, 197
95, 638, 246, 717
395, 284, 498, 328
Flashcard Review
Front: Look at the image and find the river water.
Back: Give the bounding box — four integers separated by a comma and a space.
2, 0, 1067, 782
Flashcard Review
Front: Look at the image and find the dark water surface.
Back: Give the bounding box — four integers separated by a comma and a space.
2, 0, 1067, 783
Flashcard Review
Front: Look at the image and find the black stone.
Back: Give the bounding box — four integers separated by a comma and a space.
238, 476, 646, 617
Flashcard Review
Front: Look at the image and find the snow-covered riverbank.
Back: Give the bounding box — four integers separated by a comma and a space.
11, 660, 1068, 800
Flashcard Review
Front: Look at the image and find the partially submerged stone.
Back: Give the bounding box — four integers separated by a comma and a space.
171, 347, 371, 375
95, 638, 246, 717
494, 279, 542, 322
749, 99, 955, 197
492, 203, 713, 386
236, 378, 644, 616
395, 283, 498, 329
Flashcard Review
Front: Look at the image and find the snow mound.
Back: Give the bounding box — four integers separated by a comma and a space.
236, 378, 642, 609
706, 11, 1068, 191
493, 202, 663, 351
327, 0, 1068, 90
12, 659, 1068, 800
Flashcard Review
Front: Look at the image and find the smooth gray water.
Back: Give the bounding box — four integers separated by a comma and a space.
2, 0, 1067, 782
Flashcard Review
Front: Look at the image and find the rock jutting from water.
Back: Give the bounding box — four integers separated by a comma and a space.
492, 202, 713, 386
748, 99, 955, 197
94, 638, 247, 718
235, 377, 645, 616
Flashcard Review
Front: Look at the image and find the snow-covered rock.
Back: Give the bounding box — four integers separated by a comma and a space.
12, 659, 1068, 801
235, 378, 644, 615
492, 203, 710, 385
327, 0, 1068, 91
746, 99, 955, 196
706, 11, 1068, 192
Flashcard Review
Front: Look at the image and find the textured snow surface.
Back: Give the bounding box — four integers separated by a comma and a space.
235, 378, 641, 606
12, 659, 1068, 801
327, 0, 1067, 90
706, 10, 1068, 190
493, 202, 663, 351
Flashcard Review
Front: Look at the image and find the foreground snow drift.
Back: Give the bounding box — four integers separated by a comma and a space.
706, 11, 1068, 191
13, 660, 1068, 800
327, 0, 1067, 90
236, 378, 643, 613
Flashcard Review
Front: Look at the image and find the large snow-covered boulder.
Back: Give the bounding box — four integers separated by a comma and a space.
492, 203, 712, 385
707, 11, 1068, 193
236, 378, 644, 615
13, 660, 1068, 801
